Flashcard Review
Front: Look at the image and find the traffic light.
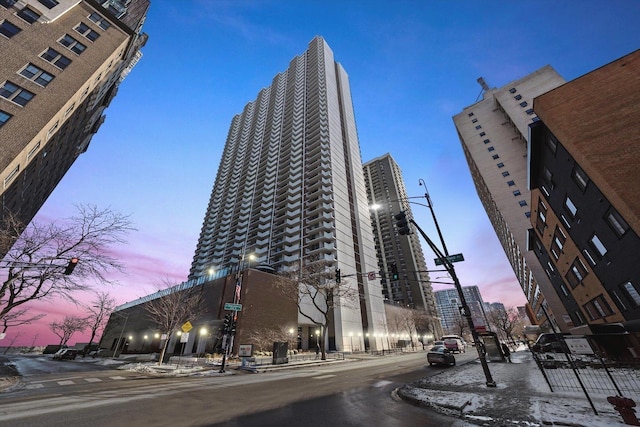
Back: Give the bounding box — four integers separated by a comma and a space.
394, 211, 410, 235
390, 263, 399, 280
223, 314, 232, 333
335, 268, 341, 284
63, 257, 79, 275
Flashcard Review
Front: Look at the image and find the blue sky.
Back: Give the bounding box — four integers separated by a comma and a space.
15, 1, 640, 345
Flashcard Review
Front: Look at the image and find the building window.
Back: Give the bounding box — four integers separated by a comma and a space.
519, 101, 528, 107
605, 207, 629, 237
546, 136, 557, 154
468, 112, 474, 117
497, 162, 504, 168
488, 146, 495, 152
502, 171, 510, 177
47, 120, 58, 139
27, 141, 40, 161
41, 47, 72, 69
525, 211, 531, 218
19, 63, 54, 87
88, 12, 111, 30
3, 164, 19, 188
479, 132, 486, 137
64, 103, 75, 118
589, 234, 607, 257
564, 196, 577, 217
514, 94, 522, 100
550, 226, 566, 259
0, 19, 21, 38
526, 109, 535, 115
571, 165, 589, 191
59, 34, 86, 55
0, 109, 11, 127
0, 0, 17, 9
536, 199, 547, 235
583, 295, 614, 321
582, 248, 596, 266
509, 87, 516, 94
574, 310, 586, 325
543, 167, 553, 186
475, 125, 482, 130
513, 190, 521, 196
611, 290, 627, 311
622, 281, 640, 307
483, 139, 490, 144
75, 22, 100, 41
507, 180, 515, 187
0, 81, 34, 106
37, 0, 58, 8
519, 200, 527, 207
492, 154, 500, 160
472, 118, 478, 123
17, 7, 40, 23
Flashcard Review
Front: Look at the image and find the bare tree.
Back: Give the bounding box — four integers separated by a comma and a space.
246, 326, 289, 352
50, 315, 88, 347
0, 206, 134, 327
486, 306, 523, 344
413, 309, 439, 348
1, 308, 45, 333
83, 291, 116, 356
454, 314, 469, 337
275, 259, 359, 360
143, 280, 208, 365
2, 331, 23, 355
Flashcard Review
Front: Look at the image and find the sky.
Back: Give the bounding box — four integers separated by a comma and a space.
5, 0, 640, 347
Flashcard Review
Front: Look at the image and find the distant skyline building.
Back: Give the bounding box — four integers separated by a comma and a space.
452, 67, 571, 332
0, 0, 148, 251
188, 36, 387, 351
435, 285, 488, 336
529, 49, 640, 332
363, 153, 441, 336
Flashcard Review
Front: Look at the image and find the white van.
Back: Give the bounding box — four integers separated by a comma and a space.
441, 335, 466, 353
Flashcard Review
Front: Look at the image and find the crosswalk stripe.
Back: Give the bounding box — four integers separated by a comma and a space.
373, 380, 392, 387
312, 374, 335, 380
57, 380, 74, 386
84, 378, 102, 383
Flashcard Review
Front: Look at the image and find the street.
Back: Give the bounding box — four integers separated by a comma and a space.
0, 350, 478, 426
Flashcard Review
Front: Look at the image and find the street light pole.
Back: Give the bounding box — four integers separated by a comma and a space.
112, 312, 129, 360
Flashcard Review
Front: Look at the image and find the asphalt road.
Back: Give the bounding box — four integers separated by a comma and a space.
0, 351, 477, 426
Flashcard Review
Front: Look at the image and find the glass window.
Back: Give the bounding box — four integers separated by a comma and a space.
75, 22, 100, 41
492, 154, 499, 160
41, 48, 71, 69
572, 165, 589, 191
514, 94, 522, 100
59, 34, 86, 54
472, 118, 478, 123
546, 136, 557, 154
0, 110, 11, 128
525, 211, 531, 218
509, 88, 516, 94
513, 190, 521, 196
3, 164, 19, 187
564, 196, 577, 217
520, 101, 528, 107
468, 112, 474, 117
475, 125, 482, 130
483, 139, 490, 144
519, 200, 527, 207
488, 146, 495, 152
0, 81, 34, 106
37, 0, 59, 9
17, 7, 40, 23
0, 20, 21, 38
605, 208, 629, 237
479, 132, 486, 137
497, 162, 504, 168
88, 12, 111, 30
526, 109, 535, 115
507, 180, 515, 187
502, 171, 510, 177
590, 234, 607, 257
0, 0, 17, 9
20, 63, 54, 87
622, 282, 640, 307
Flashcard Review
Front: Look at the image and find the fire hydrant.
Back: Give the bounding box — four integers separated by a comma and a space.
608, 396, 640, 426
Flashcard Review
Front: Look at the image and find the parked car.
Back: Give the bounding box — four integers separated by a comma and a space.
427, 345, 456, 366
531, 333, 571, 353
52, 348, 78, 360
441, 335, 466, 353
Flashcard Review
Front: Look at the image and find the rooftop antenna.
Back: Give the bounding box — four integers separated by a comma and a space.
475, 77, 491, 102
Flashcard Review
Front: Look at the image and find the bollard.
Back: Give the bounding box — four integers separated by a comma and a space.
608, 396, 640, 426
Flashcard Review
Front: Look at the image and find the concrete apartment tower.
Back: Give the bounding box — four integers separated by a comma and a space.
435, 286, 488, 336
189, 36, 387, 351
363, 153, 440, 318
452, 68, 572, 332
0, 0, 148, 251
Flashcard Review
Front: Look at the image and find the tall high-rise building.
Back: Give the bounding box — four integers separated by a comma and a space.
452, 68, 571, 332
435, 286, 488, 336
0, 0, 148, 250
363, 154, 439, 320
189, 36, 387, 351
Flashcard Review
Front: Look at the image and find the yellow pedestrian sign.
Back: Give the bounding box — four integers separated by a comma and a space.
181, 321, 193, 333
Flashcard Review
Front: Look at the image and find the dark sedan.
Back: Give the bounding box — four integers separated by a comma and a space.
427, 345, 456, 367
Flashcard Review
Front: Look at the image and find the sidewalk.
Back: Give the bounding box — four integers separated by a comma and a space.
397, 349, 632, 426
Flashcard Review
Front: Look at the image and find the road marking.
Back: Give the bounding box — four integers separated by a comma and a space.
57, 380, 74, 386
373, 380, 392, 388
84, 378, 102, 383
26, 384, 44, 389
110, 376, 126, 380
312, 374, 335, 380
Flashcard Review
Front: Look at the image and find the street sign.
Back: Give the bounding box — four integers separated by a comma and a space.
224, 302, 243, 311
434, 253, 465, 266
180, 332, 189, 343
181, 321, 193, 333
